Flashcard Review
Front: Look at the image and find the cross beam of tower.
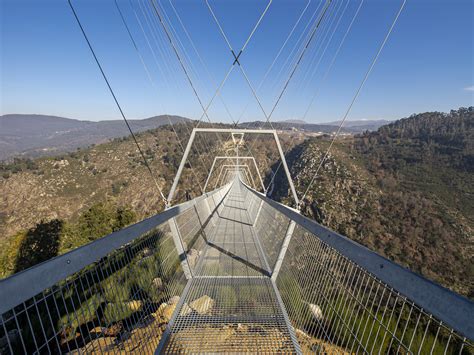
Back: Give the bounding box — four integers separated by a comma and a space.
167, 128, 299, 207
204, 156, 264, 192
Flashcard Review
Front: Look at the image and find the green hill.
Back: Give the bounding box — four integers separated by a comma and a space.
270, 107, 473, 297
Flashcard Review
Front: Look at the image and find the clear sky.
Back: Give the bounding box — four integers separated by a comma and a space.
1, 0, 473, 123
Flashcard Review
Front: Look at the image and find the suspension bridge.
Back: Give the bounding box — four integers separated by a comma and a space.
1, 0, 473, 354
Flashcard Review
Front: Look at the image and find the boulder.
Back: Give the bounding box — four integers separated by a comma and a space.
309, 303, 323, 321
189, 295, 214, 315
168, 296, 180, 305
142, 247, 153, 257
127, 300, 143, 312
152, 277, 163, 289
103, 322, 123, 337
186, 249, 199, 268
162, 304, 177, 322
180, 303, 193, 316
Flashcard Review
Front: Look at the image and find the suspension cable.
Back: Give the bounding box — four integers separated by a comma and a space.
245, 0, 333, 157
67, 0, 168, 205
267, 0, 332, 123
132, 0, 212, 175
114, 0, 205, 194
148, 0, 221, 140
236, 0, 312, 124
169, 0, 235, 123
266, 0, 364, 192
299, 0, 407, 206
139, 0, 216, 169
205, 0, 274, 125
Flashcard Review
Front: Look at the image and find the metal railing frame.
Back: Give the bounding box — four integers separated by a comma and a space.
0, 184, 231, 315
204, 156, 264, 192
241, 181, 474, 340
167, 128, 299, 206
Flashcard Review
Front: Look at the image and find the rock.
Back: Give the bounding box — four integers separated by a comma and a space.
152, 277, 163, 289
162, 304, 177, 322
189, 295, 214, 315
168, 296, 180, 305
103, 322, 123, 337
155, 302, 167, 316
127, 300, 143, 312
90, 327, 105, 335
186, 249, 199, 268
142, 247, 153, 257
180, 303, 193, 316
309, 303, 323, 321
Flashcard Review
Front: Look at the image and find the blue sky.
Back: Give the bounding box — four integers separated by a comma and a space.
1, 0, 473, 123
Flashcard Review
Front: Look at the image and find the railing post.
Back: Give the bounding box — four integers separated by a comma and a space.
273, 131, 299, 206
252, 199, 264, 227
167, 129, 196, 205
168, 217, 193, 279
271, 220, 296, 280
203, 157, 218, 192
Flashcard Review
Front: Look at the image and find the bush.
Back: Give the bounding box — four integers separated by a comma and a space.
15, 219, 63, 273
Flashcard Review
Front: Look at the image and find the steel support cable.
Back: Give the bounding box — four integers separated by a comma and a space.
149, 0, 223, 146
245, 0, 332, 161
239, 0, 331, 186
301, 0, 364, 121
158, 0, 215, 105
235, 0, 312, 125
189, 0, 273, 129
268, 0, 336, 108
132, 0, 212, 177
266, 0, 364, 193
300, 0, 407, 206
147, 4, 225, 159
267, 0, 332, 124
205, 0, 275, 126
115, 0, 204, 194
138, 0, 180, 91
257, 0, 342, 163
67, 0, 168, 205
142, 0, 219, 166
258, 0, 344, 182
265, 0, 325, 114
168, 0, 235, 123
298, 0, 348, 93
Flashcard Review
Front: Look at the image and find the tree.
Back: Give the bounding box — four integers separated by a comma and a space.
15, 219, 63, 273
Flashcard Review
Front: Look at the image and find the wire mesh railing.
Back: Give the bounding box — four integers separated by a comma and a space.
242, 183, 474, 355
1, 177, 472, 354
0, 185, 230, 354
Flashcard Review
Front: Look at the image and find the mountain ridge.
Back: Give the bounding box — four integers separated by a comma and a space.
0, 114, 191, 161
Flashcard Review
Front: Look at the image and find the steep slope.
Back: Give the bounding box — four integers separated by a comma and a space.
0, 122, 295, 277
269, 107, 473, 297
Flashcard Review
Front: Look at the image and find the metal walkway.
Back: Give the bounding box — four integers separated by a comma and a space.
161, 181, 299, 353
0, 178, 473, 354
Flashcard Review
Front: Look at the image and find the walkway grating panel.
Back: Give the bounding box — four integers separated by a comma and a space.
163, 277, 297, 354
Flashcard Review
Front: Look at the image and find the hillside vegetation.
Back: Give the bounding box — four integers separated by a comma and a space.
1, 108, 472, 298
0, 121, 294, 278
270, 107, 473, 297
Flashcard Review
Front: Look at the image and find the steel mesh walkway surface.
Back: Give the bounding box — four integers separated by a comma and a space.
160, 181, 299, 353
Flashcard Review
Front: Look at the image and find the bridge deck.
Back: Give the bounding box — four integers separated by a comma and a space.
162, 181, 298, 353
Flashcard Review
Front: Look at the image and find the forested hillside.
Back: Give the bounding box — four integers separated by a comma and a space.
0, 122, 294, 278
270, 107, 473, 297
1, 108, 472, 298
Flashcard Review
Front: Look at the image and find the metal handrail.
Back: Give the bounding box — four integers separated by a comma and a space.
241, 181, 474, 341
0, 184, 231, 315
